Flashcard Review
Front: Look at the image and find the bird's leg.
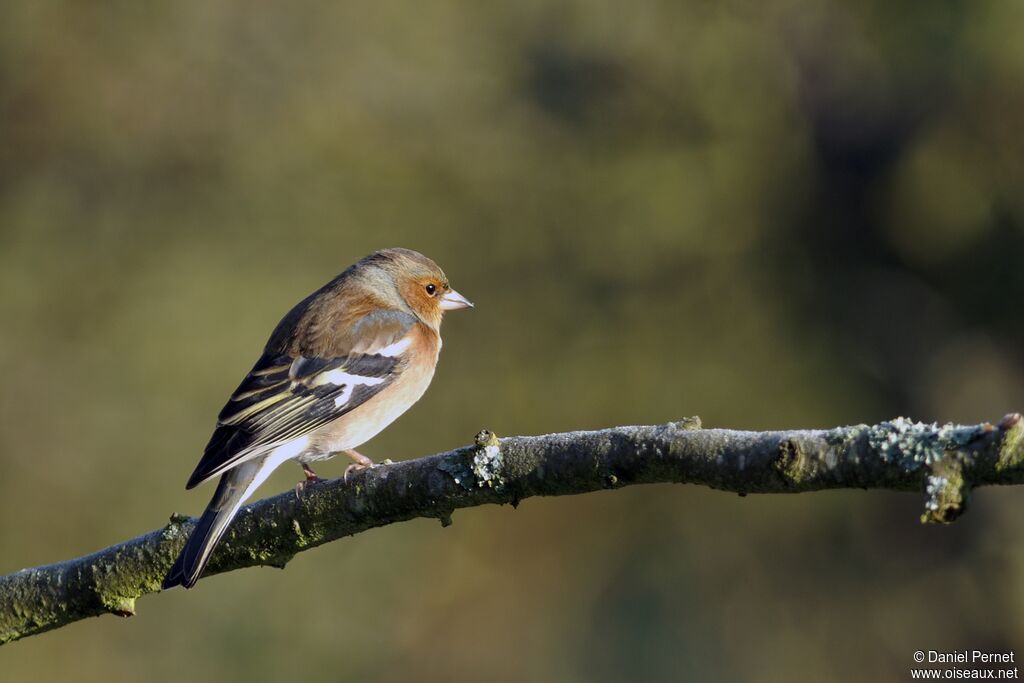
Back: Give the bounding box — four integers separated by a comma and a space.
343, 449, 374, 481
301, 463, 320, 482
294, 463, 321, 499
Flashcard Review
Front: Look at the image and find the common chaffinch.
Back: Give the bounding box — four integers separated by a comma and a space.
163, 248, 472, 589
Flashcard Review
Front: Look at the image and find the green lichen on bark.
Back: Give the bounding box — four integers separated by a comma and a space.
920, 460, 969, 524
995, 414, 1024, 475
674, 416, 702, 431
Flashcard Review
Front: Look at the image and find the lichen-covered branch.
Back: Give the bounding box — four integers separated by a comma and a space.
3, 414, 1024, 646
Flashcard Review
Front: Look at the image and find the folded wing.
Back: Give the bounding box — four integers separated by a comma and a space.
185, 310, 415, 489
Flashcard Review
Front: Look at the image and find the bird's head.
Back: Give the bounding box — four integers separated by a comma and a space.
369, 248, 473, 329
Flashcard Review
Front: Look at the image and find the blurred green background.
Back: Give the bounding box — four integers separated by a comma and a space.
2, 1, 1024, 681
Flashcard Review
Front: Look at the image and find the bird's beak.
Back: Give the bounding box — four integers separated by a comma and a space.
440, 288, 474, 311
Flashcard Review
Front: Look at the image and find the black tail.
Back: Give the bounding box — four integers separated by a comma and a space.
163, 459, 263, 589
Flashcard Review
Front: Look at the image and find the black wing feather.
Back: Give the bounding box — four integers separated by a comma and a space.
185, 350, 403, 489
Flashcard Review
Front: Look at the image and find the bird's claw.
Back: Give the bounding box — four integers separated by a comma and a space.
294, 478, 319, 500
295, 465, 321, 500
343, 462, 372, 483
342, 449, 375, 483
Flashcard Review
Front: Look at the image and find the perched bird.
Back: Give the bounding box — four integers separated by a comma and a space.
163, 248, 472, 589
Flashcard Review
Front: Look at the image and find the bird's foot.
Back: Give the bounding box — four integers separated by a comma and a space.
295, 464, 322, 499
343, 449, 375, 482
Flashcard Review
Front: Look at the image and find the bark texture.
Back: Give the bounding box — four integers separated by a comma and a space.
3, 414, 1024, 646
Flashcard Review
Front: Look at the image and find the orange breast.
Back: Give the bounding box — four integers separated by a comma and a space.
306, 323, 440, 457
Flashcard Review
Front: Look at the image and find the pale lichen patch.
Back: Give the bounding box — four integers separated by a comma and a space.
673, 416, 702, 431
924, 475, 949, 513
472, 430, 504, 488
825, 424, 868, 449
291, 519, 306, 544
161, 513, 192, 541
919, 462, 969, 524
867, 417, 985, 471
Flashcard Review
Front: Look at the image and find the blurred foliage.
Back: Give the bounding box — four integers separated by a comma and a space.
2, 1, 1024, 681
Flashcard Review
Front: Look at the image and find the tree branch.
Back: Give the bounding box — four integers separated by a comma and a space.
3, 414, 1024, 645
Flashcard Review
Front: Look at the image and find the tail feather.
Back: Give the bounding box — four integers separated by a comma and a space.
163, 457, 268, 590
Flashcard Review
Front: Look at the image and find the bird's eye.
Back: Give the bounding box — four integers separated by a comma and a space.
425, 283, 437, 296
